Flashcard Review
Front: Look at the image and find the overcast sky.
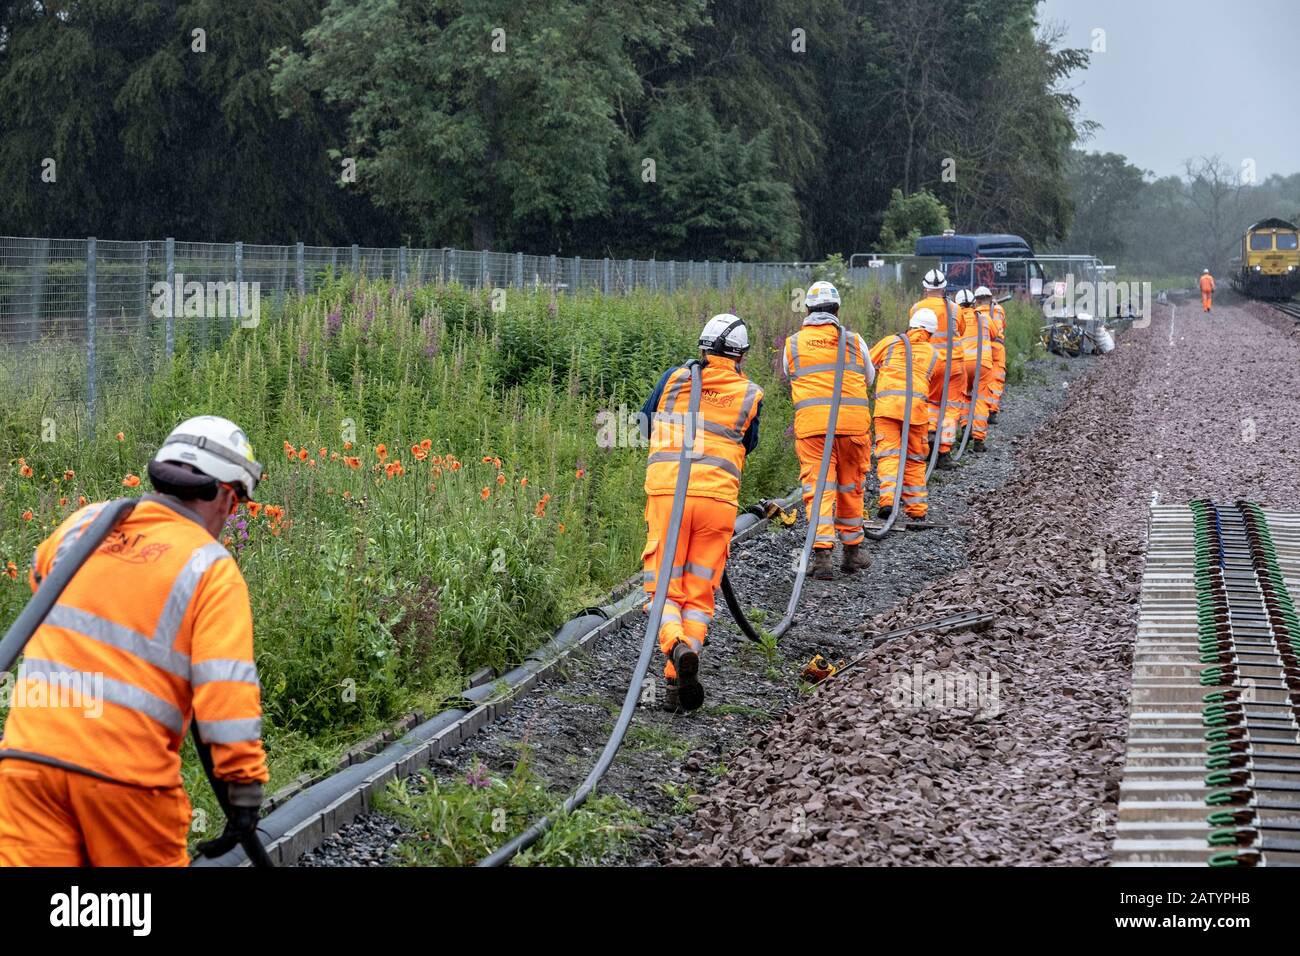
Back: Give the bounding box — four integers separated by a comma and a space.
1037, 0, 1300, 181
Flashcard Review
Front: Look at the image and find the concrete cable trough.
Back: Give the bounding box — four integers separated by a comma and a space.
1114, 501, 1300, 866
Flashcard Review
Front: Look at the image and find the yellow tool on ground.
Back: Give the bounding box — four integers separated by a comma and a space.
802, 653, 844, 683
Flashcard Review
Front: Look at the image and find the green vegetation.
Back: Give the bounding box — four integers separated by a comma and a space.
1, 1, 1092, 256
379, 753, 645, 866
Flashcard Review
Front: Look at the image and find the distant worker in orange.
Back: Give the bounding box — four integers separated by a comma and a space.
640, 315, 762, 712
974, 286, 1008, 423
0, 416, 269, 866
1200, 269, 1216, 312
909, 269, 964, 470
783, 281, 874, 581
870, 308, 940, 523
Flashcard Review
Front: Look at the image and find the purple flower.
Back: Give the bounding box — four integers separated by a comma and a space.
466, 764, 490, 790
325, 310, 342, 339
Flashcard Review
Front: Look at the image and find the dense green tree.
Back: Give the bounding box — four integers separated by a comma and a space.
0, 0, 391, 242
877, 188, 950, 253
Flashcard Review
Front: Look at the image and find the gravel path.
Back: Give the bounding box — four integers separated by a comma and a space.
302, 344, 1090, 866
672, 296, 1300, 866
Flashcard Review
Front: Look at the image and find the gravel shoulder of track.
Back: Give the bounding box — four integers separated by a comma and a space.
301, 346, 1092, 866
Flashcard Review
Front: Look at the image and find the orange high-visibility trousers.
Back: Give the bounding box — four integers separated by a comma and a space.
874, 418, 929, 518
796, 434, 869, 549
928, 353, 965, 452
989, 343, 1007, 412
642, 494, 735, 680
0, 760, 190, 867
1202, 292, 1213, 311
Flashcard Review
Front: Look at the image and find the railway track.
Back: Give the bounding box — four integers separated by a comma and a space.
1270, 300, 1300, 322
1115, 500, 1300, 866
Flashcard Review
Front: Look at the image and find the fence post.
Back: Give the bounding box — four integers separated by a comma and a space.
86, 238, 97, 432
400, 246, 408, 286
448, 249, 457, 285
669, 261, 676, 293
572, 256, 581, 294
351, 243, 360, 276
165, 238, 175, 359
479, 249, 488, 289
516, 251, 524, 289
602, 258, 610, 295
549, 254, 557, 291
295, 241, 305, 295
235, 241, 244, 327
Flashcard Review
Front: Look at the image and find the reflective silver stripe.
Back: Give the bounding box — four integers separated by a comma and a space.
192, 658, 260, 687
51, 504, 106, 574
788, 362, 870, 379
196, 717, 262, 744
875, 389, 913, 398
642, 570, 655, 582
646, 451, 740, 478
787, 335, 799, 373
876, 449, 900, 458
815, 536, 836, 544
669, 565, 685, 579
735, 381, 761, 431
44, 604, 191, 680
836, 483, 858, 493
154, 542, 232, 647
19, 658, 184, 733
683, 561, 715, 580
702, 419, 745, 443
839, 517, 864, 527
903, 485, 928, 493
884, 342, 896, 366
662, 601, 682, 620
840, 531, 865, 544
794, 397, 870, 410
907, 454, 927, 462
684, 609, 712, 625
662, 367, 689, 412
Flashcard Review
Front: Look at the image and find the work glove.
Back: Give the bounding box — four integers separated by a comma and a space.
197, 781, 264, 859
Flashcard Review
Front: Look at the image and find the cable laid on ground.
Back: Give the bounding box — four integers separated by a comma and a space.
477, 360, 704, 867
718, 319, 849, 643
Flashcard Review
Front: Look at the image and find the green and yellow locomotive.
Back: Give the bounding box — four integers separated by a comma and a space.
1231, 218, 1300, 300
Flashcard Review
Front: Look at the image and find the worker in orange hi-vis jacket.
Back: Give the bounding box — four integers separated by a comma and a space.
974, 286, 1007, 422
639, 315, 762, 713
909, 269, 964, 470
954, 288, 996, 452
869, 309, 940, 522
0, 416, 269, 867
783, 281, 875, 582
1200, 269, 1216, 312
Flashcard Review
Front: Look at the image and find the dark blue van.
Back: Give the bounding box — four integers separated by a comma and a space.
914, 233, 1044, 294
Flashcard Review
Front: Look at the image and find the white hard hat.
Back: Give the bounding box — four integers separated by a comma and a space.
954, 289, 975, 306
922, 269, 947, 290
1203, 269, 1210, 273
804, 281, 841, 309
974, 285, 993, 298
699, 313, 750, 358
909, 308, 939, 335
153, 415, 262, 500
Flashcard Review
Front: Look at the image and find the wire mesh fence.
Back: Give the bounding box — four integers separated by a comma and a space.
0, 235, 825, 430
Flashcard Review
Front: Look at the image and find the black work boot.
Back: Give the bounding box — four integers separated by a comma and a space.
662, 678, 680, 712
972, 438, 986, 453
670, 642, 703, 712
937, 451, 956, 470
841, 543, 871, 573
876, 505, 893, 521
926, 431, 936, 450
811, 548, 835, 581
988, 411, 999, 425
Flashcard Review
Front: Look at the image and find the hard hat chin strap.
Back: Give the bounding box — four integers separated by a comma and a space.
708, 317, 747, 355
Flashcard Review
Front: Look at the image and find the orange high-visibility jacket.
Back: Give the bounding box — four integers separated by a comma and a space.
909, 296, 959, 351
869, 328, 934, 422
0, 495, 269, 789
1200, 273, 1216, 293
645, 357, 762, 506
782, 315, 873, 439
958, 305, 995, 368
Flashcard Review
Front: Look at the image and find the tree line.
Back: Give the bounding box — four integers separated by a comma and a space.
0, 0, 1090, 260
1052, 151, 1300, 279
